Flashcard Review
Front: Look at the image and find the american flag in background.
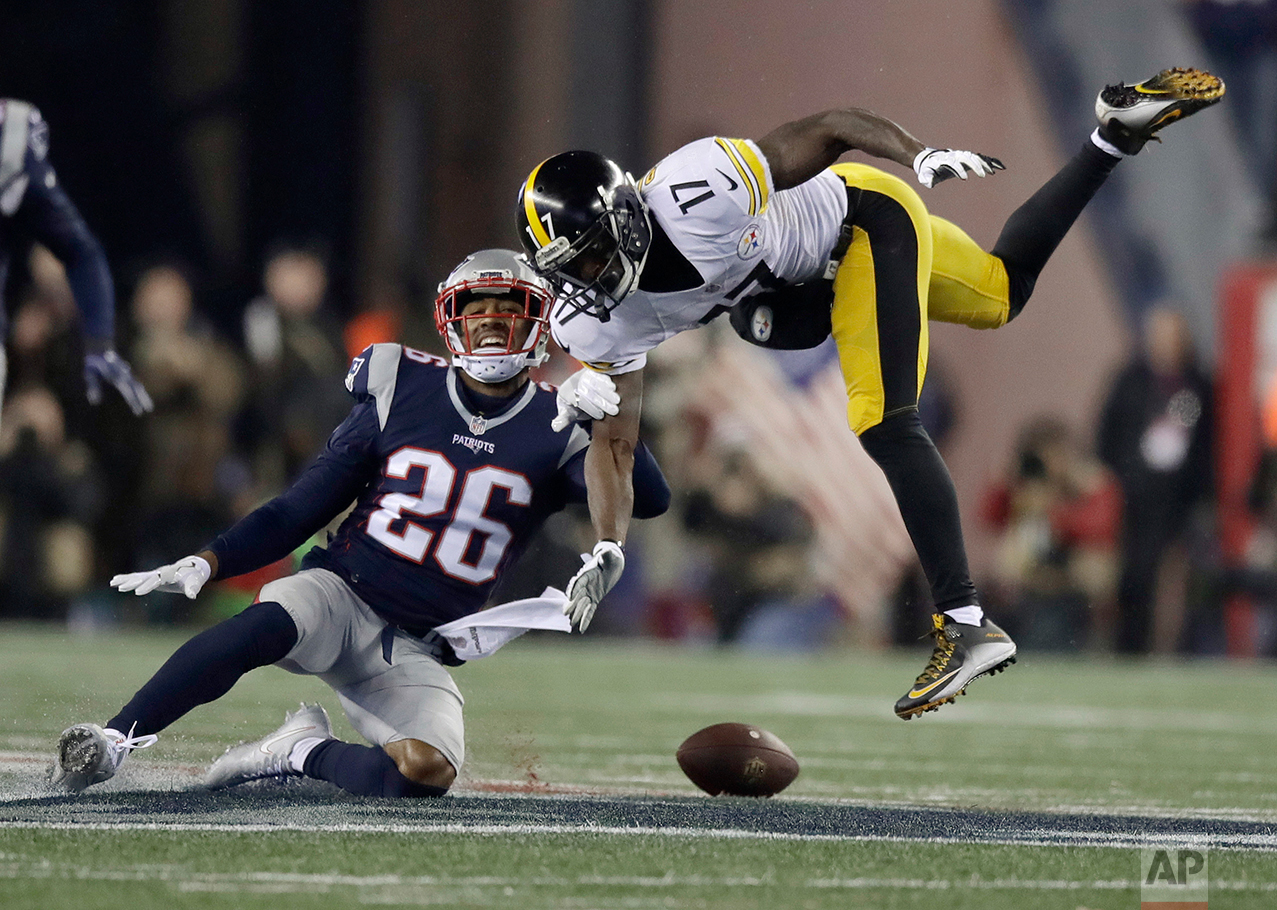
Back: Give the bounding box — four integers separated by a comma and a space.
692, 339, 915, 643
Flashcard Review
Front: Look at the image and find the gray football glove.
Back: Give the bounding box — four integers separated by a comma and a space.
111, 555, 211, 600
552, 368, 621, 432
563, 540, 625, 632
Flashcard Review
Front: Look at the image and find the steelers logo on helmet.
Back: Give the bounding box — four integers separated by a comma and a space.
517, 150, 652, 323
434, 249, 553, 384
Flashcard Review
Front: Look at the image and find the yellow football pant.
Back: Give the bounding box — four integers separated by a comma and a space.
828, 163, 1010, 435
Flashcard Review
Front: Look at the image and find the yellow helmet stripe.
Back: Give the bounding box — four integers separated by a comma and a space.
522, 160, 553, 248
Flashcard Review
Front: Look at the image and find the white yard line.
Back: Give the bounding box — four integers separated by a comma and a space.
0, 861, 1276, 893
2, 819, 1277, 851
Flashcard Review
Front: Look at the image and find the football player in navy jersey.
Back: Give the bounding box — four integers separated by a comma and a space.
0, 100, 151, 417
49, 249, 669, 797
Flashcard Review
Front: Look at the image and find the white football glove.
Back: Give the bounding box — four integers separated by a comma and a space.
552, 368, 621, 432
111, 555, 212, 600
563, 540, 625, 632
912, 147, 1005, 188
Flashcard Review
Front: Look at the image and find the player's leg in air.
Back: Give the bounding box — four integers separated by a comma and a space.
927, 67, 1225, 330
821, 160, 1019, 720
51, 572, 457, 797
864, 67, 1223, 718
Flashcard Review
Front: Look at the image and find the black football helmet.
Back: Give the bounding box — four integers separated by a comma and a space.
516, 150, 651, 322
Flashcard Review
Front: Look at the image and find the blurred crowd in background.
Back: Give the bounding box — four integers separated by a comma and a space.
4, 235, 1276, 661
3, 0, 1277, 659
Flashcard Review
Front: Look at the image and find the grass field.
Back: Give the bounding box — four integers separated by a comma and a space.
3, 624, 1277, 909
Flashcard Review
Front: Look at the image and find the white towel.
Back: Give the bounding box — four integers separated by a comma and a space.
432, 587, 571, 661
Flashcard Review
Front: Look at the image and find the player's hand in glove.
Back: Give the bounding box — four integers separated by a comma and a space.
563, 540, 625, 632
551, 368, 621, 432
84, 343, 154, 415
912, 147, 1005, 188
111, 555, 212, 600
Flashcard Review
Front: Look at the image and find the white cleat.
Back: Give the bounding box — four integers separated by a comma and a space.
205, 703, 332, 790
50, 723, 158, 793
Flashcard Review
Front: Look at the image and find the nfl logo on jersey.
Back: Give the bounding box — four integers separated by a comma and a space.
469, 414, 487, 436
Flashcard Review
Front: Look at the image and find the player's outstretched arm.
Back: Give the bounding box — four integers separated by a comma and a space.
755, 108, 1002, 191
19, 163, 155, 414
582, 368, 644, 545
565, 368, 644, 632
756, 108, 925, 189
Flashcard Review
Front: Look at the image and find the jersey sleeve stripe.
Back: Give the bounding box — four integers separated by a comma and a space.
367, 343, 402, 430
0, 100, 32, 190
714, 138, 758, 215
522, 160, 553, 248
557, 424, 590, 468
583, 355, 645, 375
728, 138, 769, 212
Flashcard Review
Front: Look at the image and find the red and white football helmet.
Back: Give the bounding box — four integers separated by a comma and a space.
434, 249, 553, 383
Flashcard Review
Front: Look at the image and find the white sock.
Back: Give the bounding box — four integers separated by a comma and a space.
944, 605, 985, 626
288, 736, 328, 773
1089, 127, 1126, 159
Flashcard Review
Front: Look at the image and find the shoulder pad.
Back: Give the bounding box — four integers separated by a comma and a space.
345, 343, 402, 430
0, 100, 45, 216
402, 346, 450, 368
647, 137, 771, 220
710, 137, 770, 216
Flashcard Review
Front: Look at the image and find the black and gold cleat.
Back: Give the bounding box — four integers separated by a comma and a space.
894, 613, 1017, 720
1095, 67, 1225, 155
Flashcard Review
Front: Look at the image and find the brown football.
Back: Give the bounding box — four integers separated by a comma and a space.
676, 722, 799, 797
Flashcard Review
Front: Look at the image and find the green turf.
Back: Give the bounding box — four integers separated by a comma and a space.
2, 827, 1268, 910
4, 624, 1277, 908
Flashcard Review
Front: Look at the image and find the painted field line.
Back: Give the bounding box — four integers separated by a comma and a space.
2, 862, 1277, 894
3, 819, 1277, 851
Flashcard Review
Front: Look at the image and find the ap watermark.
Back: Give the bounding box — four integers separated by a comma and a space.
1142, 848, 1209, 908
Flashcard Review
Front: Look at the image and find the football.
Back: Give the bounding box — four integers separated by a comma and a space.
675, 722, 799, 797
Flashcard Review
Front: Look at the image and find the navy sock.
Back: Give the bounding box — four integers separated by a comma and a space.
302, 740, 448, 798
992, 140, 1120, 319
108, 601, 298, 737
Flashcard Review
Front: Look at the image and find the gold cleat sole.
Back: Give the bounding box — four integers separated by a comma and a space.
1100, 67, 1225, 131
1132, 67, 1225, 101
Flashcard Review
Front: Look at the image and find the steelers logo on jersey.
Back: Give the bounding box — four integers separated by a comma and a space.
737, 224, 763, 260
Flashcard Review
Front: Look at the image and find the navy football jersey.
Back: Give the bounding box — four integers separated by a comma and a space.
208, 343, 668, 632
0, 99, 115, 340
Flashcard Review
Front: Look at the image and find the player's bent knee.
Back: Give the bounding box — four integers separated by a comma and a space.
857, 409, 929, 461
384, 739, 456, 791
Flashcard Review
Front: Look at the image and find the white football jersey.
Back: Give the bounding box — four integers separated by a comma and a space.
549, 137, 849, 375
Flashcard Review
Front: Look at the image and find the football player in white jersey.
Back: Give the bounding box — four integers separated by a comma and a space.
517, 67, 1224, 719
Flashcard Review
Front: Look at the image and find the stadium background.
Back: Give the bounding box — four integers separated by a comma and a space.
0, 0, 1271, 654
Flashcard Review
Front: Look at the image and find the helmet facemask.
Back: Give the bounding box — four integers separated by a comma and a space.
535, 180, 651, 324
435, 260, 552, 384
